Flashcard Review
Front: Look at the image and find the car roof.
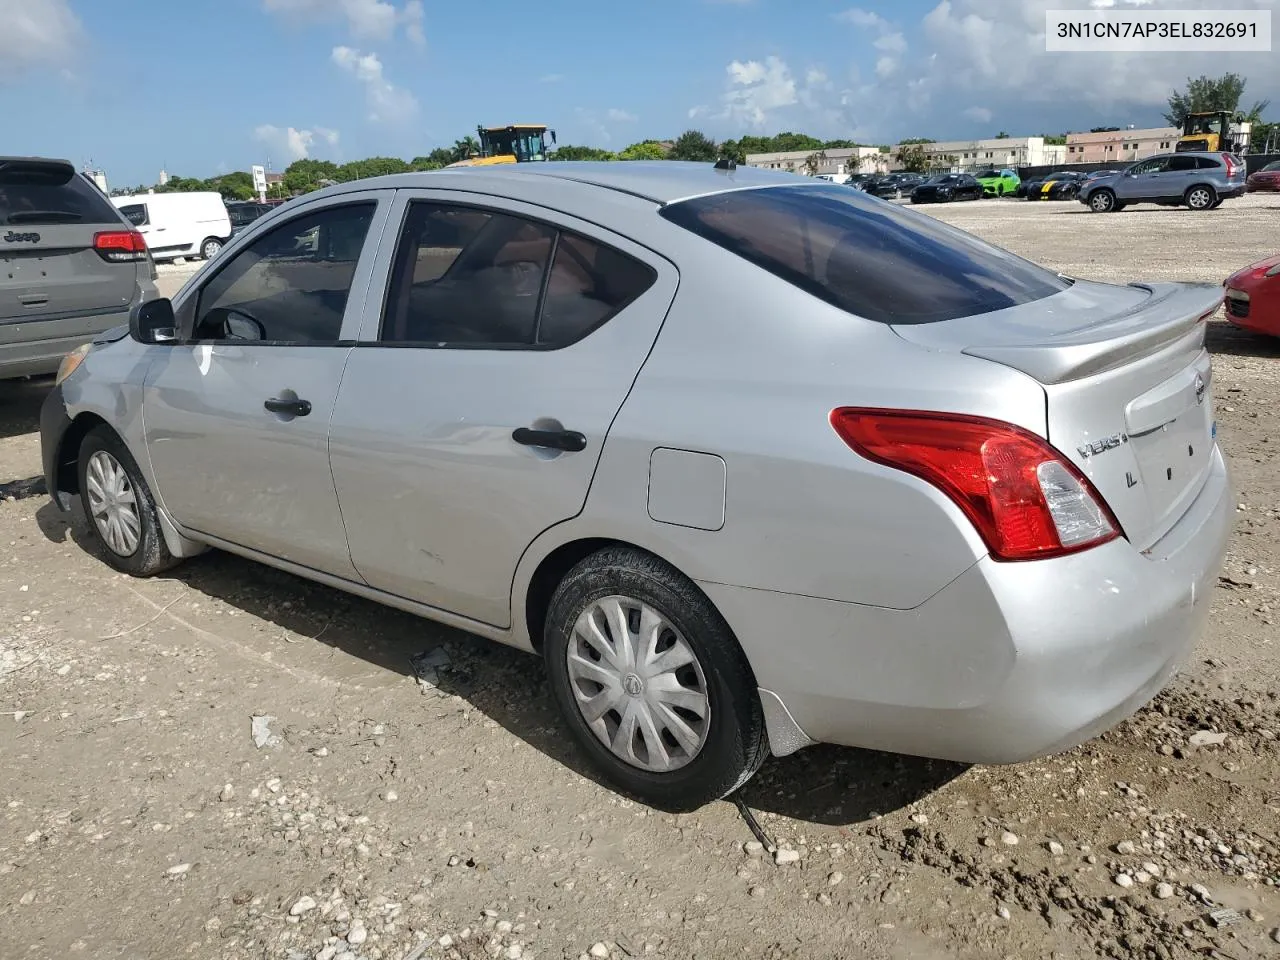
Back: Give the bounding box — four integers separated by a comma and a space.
309, 160, 809, 206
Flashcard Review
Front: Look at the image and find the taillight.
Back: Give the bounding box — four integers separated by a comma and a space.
1222, 154, 1237, 177
830, 408, 1122, 562
93, 230, 148, 262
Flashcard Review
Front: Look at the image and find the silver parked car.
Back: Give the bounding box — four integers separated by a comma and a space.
1077, 151, 1247, 213
41, 162, 1232, 809
2, 156, 157, 379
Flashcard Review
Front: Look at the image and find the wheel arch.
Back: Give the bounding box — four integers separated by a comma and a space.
52, 412, 111, 497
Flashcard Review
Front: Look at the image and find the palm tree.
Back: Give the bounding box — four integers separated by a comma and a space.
803, 150, 828, 177
452, 136, 480, 162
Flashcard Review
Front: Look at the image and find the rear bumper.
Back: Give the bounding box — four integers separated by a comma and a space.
706, 446, 1232, 764
0, 309, 131, 379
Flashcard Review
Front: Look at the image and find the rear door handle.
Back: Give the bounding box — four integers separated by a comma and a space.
512, 427, 587, 452
264, 397, 312, 417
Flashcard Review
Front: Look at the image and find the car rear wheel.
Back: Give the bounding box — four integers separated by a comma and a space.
1209, 198, 1224, 209
543, 546, 768, 810
1185, 185, 1216, 210
200, 237, 223, 259
77, 426, 179, 577
1089, 189, 1117, 213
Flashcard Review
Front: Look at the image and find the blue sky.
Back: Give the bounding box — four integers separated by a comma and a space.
2, 0, 1277, 187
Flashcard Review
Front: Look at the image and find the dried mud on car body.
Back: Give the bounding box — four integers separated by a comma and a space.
1, 194, 1280, 960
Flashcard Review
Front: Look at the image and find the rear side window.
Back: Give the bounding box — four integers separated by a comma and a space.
118, 203, 149, 227
381, 200, 655, 348
660, 185, 1068, 325
1195, 156, 1223, 169
0, 171, 122, 226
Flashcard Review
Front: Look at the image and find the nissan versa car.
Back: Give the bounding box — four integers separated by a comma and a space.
1077, 152, 1247, 212
41, 162, 1232, 810
2, 156, 157, 379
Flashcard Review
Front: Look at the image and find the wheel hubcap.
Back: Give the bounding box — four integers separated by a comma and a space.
1191, 190, 1210, 208
566, 595, 710, 773
205, 241, 220, 257
86, 451, 141, 556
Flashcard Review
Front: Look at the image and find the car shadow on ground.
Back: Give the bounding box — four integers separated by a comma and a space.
35, 499, 965, 826
0, 375, 51, 442
1205, 318, 1280, 358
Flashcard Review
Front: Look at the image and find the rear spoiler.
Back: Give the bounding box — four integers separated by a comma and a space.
0, 157, 76, 187
960, 282, 1223, 384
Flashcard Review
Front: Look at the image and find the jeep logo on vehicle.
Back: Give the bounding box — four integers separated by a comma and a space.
3, 231, 41, 243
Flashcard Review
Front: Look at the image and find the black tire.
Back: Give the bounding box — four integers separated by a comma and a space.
77, 425, 179, 577
1088, 189, 1117, 213
199, 236, 223, 260
543, 546, 768, 811
1185, 185, 1216, 211
1209, 198, 1224, 209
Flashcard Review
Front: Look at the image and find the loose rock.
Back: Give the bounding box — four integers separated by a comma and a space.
774, 848, 800, 865
589, 943, 610, 959
1155, 882, 1175, 899
290, 896, 318, 917
1000, 832, 1019, 846
1114, 874, 1135, 889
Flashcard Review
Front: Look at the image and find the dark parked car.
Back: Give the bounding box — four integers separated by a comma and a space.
227, 201, 275, 237
911, 173, 983, 203
1017, 170, 1088, 200
865, 174, 926, 199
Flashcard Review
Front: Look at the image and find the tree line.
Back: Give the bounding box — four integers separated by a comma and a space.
118, 73, 1276, 201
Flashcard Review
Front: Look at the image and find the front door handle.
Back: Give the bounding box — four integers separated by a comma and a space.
512, 427, 587, 452
264, 396, 312, 417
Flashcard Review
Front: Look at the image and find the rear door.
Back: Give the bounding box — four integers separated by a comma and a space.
328, 190, 678, 628
0, 159, 138, 327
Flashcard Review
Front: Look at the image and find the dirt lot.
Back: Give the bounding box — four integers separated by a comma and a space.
2, 194, 1279, 960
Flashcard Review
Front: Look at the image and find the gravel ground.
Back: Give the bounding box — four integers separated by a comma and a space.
2, 192, 1279, 960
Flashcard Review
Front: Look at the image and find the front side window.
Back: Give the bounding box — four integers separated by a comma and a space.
381, 201, 655, 348
660, 184, 1069, 326
192, 202, 375, 343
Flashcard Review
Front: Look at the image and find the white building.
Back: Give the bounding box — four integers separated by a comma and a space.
888, 137, 1066, 172
745, 146, 892, 178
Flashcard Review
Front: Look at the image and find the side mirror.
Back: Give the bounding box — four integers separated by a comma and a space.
129, 298, 177, 344
224, 310, 266, 341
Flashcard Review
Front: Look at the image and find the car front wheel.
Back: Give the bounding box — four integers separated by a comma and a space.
77, 425, 179, 577
1089, 189, 1117, 213
543, 546, 768, 811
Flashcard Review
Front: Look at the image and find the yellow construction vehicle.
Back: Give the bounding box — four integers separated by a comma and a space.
447, 124, 557, 167
1176, 111, 1251, 153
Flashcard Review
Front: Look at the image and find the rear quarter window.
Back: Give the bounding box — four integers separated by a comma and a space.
118, 203, 149, 227
0, 171, 123, 226
660, 184, 1068, 325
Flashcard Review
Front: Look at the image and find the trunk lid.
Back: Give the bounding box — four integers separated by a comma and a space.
1, 158, 139, 326
893, 279, 1223, 551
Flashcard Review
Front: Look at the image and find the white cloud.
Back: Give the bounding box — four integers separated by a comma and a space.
606, 108, 638, 123
332, 46, 418, 123
721, 56, 799, 127
0, 0, 81, 74
963, 106, 993, 123
836, 8, 888, 29
264, 0, 425, 45
875, 32, 908, 55
875, 56, 899, 79
254, 124, 341, 162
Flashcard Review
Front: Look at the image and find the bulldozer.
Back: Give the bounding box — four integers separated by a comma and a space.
446, 124, 557, 167
1176, 111, 1251, 154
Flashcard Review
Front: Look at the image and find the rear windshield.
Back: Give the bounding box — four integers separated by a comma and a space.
660, 184, 1069, 325
0, 171, 122, 226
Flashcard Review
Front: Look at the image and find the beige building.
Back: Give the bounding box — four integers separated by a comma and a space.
745, 146, 892, 178
888, 136, 1066, 173
1064, 127, 1180, 164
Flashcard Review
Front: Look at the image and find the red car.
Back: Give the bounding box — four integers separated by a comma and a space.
1246, 160, 1280, 192
1224, 254, 1280, 336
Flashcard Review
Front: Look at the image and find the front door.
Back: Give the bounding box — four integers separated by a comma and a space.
328, 191, 678, 627
142, 192, 391, 578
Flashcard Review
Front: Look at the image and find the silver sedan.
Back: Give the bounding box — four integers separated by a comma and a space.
41, 161, 1232, 810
